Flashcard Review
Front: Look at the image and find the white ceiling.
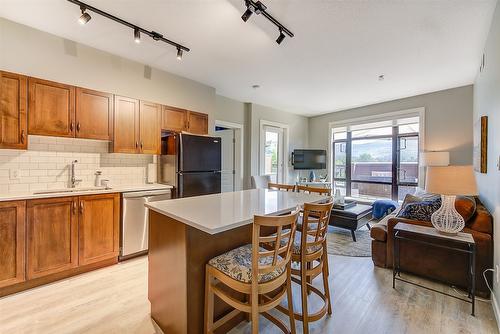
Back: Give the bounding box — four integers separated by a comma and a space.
0, 0, 496, 116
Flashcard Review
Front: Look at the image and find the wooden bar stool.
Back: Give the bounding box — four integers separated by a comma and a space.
296, 184, 332, 196
268, 182, 296, 192
204, 209, 300, 334
285, 200, 334, 334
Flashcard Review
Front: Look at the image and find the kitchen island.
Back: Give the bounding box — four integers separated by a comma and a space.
145, 188, 328, 334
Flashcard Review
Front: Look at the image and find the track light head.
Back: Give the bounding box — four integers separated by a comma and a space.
276, 29, 285, 45
134, 28, 141, 44
241, 8, 253, 22
177, 48, 183, 61
78, 7, 91, 25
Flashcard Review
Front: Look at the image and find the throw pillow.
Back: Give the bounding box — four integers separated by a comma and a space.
456, 196, 476, 223
396, 197, 442, 222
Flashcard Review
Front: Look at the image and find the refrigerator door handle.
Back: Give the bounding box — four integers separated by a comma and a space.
179, 133, 184, 172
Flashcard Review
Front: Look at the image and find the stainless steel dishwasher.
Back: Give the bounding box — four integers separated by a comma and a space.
120, 189, 171, 260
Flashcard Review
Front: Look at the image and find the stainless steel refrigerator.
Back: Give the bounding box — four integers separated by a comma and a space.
158, 132, 222, 197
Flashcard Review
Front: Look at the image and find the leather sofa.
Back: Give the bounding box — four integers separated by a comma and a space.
370, 197, 493, 298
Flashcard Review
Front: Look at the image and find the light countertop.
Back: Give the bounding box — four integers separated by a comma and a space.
146, 188, 328, 235
0, 183, 173, 202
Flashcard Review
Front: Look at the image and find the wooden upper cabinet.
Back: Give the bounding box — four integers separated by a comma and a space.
26, 197, 78, 280
113, 95, 139, 153
75, 88, 113, 140
140, 101, 161, 154
0, 71, 27, 149
78, 193, 120, 266
0, 201, 26, 288
187, 111, 208, 135
28, 77, 75, 137
162, 105, 187, 132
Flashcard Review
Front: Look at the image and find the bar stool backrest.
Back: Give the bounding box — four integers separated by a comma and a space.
268, 182, 296, 192
252, 208, 299, 283
297, 185, 332, 196
301, 199, 334, 255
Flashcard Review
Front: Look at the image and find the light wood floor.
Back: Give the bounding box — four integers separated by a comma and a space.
0, 255, 497, 334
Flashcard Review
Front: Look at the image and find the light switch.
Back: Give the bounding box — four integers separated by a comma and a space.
10, 169, 20, 180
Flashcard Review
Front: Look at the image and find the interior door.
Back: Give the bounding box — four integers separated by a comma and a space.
113, 95, 139, 153
139, 101, 161, 154
0, 71, 27, 149
262, 126, 284, 183
217, 129, 235, 192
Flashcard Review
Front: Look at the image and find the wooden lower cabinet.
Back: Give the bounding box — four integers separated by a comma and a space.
78, 193, 120, 266
26, 197, 79, 280
0, 201, 26, 288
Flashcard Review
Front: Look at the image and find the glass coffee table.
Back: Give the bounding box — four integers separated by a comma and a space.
329, 204, 373, 241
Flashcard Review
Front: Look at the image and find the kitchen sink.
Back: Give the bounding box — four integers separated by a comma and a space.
33, 187, 112, 195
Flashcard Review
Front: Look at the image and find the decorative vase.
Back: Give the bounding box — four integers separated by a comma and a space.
431, 195, 464, 235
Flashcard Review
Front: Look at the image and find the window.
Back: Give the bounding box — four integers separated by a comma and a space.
332, 115, 420, 201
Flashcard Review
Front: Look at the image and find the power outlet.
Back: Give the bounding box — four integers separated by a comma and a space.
496, 264, 500, 284
9, 169, 20, 180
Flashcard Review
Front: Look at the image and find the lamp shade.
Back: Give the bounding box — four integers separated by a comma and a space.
420, 151, 450, 166
425, 165, 477, 195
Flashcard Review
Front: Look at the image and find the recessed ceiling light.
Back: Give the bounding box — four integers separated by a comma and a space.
378, 75, 385, 81
252, 84, 260, 89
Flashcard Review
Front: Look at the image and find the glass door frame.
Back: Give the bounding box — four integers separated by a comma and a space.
259, 120, 288, 184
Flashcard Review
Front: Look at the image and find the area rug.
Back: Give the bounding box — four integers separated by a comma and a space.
326, 226, 371, 257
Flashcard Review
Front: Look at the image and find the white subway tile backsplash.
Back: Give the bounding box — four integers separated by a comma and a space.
0, 135, 156, 193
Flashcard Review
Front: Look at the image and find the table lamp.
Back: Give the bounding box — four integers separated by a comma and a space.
425, 165, 477, 234
420, 151, 450, 166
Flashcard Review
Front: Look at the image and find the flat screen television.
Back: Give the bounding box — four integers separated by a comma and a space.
292, 149, 327, 170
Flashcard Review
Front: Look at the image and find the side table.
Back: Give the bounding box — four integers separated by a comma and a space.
392, 222, 476, 316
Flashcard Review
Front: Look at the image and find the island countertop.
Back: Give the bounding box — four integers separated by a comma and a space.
145, 188, 328, 234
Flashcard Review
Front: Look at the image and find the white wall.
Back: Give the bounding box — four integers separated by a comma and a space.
474, 1, 500, 319
309, 85, 474, 165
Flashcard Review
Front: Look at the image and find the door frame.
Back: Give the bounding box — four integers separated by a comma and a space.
215, 120, 244, 191
259, 120, 289, 184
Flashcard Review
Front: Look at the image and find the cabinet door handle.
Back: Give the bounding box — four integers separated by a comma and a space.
76, 122, 81, 132
70, 122, 74, 132
140, 141, 143, 150
73, 201, 77, 215
135, 141, 139, 149
20, 130, 26, 144
79, 201, 84, 214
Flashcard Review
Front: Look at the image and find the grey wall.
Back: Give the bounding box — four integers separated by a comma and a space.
215, 95, 246, 125
249, 104, 309, 183
474, 2, 500, 315
309, 85, 474, 165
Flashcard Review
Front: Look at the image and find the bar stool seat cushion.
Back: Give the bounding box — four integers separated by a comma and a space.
296, 215, 319, 231
275, 230, 322, 255
208, 244, 284, 283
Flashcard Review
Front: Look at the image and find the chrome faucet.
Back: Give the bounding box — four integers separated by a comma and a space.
70, 160, 82, 188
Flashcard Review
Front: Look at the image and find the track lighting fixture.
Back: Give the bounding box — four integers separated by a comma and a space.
68, 0, 190, 57
78, 7, 91, 25
134, 28, 141, 44
276, 29, 285, 44
240, 0, 293, 45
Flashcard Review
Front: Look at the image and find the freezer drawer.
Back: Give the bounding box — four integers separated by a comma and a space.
178, 172, 221, 198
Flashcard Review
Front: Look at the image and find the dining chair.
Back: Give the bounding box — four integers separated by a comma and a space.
268, 182, 296, 192
251, 175, 271, 189
204, 209, 299, 334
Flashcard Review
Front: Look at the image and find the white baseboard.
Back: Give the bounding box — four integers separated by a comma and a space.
491, 292, 500, 332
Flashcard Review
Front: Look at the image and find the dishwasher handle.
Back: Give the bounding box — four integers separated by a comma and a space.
122, 190, 171, 198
